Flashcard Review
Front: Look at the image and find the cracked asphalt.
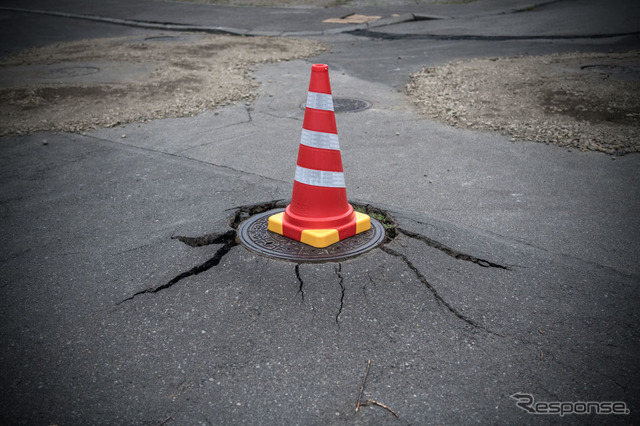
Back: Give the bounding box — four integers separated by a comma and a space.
1, 0, 639, 424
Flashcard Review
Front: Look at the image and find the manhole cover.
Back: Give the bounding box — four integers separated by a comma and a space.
36, 66, 101, 79
237, 209, 385, 262
300, 97, 371, 113
580, 64, 640, 81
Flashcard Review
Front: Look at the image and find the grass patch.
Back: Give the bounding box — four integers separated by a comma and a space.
353, 204, 397, 235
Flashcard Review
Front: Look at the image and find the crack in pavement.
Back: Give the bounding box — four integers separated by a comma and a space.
172, 229, 236, 248
294, 263, 317, 320
380, 245, 502, 336
114, 201, 509, 335
245, 105, 255, 127
335, 263, 345, 326
257, 109, 302, 122
172, 120, 257, 155
294, 263, 305, 302
362, 273, 376, 304
116, 201, 285, 305
110, 243, 153, 256
349, 29, 640, 41
0, 0, 564, 39
227, 199, 287, 228
117, 230, 237, 304
86, 134, 287, 185
398, 228, 509, 270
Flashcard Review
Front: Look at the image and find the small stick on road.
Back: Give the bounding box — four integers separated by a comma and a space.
363, 399, 399, 418
158, 416, 173, 426
355, 359, 372, 412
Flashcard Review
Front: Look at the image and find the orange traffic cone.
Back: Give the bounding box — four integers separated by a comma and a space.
268, 64, 370, 248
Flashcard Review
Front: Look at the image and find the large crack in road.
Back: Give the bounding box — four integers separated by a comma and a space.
117, 201, 510, 337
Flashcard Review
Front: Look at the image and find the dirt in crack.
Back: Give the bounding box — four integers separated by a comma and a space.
353, 203, 398, 243
229, 199, 287, 229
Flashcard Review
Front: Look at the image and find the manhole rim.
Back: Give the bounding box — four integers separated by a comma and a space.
237, 208, 385, 263
300, 97, 372, 113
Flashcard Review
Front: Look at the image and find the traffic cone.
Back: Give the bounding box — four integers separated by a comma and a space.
268, 64, 370, 248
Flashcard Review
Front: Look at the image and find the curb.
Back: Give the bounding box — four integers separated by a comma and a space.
1, 1, 562, 38
0, 6, 440, 37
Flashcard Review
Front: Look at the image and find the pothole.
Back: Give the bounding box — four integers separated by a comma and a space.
300, 97, 371, 113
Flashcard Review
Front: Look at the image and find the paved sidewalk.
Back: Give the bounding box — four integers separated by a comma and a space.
1, 0, 639, 424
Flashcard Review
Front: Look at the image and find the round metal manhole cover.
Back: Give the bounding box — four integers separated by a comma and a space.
580, 64, 640, 81
300, 97, 371, 113
237, 209, 386, 262
36, 66, 101, 79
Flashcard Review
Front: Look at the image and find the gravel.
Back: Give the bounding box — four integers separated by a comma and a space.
0, 34, 326, 136
406, 51, 640, 155
3, 34, 638, 156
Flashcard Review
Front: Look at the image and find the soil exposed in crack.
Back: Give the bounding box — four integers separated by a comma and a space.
352, 203, 398, 242
228, 199, 287, 229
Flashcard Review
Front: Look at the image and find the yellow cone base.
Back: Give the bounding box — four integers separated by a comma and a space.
268, 211, 371, 248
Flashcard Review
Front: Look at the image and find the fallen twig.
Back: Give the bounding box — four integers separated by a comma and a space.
362, 399, 399, 418
355, 360, 399, 418
356, 359, 371, 412
158, 416, 173, 426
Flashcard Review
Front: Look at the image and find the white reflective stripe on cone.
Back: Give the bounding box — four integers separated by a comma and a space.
300, 128, 340, 151
294, 165, 345, 188
306, 91, 334, 111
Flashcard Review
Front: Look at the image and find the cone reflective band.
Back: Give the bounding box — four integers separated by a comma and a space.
294, 166, 345, 188
306, 92, 334, 111
268, 64, 371, 248
300, 129, 340, 151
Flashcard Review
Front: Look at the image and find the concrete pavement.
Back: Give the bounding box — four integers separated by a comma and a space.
1, 0, 639, 424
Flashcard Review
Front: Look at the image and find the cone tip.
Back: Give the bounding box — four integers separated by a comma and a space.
312, 64, 329, 72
